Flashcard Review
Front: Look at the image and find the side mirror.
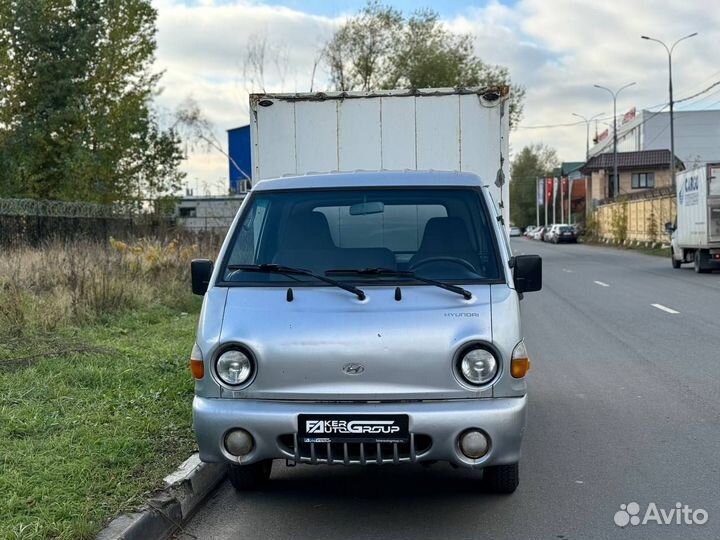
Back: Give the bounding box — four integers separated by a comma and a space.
191, 259, 213, 295
664, 222, 675, 234
513, 254, 542, 293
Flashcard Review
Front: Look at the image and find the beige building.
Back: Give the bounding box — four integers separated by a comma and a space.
581, 150, 684, 206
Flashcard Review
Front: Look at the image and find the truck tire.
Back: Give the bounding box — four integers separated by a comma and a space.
483, 462, 519, 494
694, 251, 710, 274
671, 249, 681, 269
228, 460, 272, 491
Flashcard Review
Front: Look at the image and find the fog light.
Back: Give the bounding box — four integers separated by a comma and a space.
459, 430, 489, 459
225, 429, 254, 456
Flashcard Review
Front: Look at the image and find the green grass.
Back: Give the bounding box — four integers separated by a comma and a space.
0, 303, 201, 540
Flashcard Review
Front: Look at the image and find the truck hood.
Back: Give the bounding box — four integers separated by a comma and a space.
218, 285, 495, 401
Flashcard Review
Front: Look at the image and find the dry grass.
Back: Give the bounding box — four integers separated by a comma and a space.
0, 235, 222, 539
0, 237, 219, 335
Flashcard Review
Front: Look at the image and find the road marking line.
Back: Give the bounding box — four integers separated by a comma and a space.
593, 281, 610, 287
652, 303, 679, 314
562, 268, 574, 273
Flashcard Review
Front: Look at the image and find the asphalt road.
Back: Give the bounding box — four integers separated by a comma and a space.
176, 240, 720, 540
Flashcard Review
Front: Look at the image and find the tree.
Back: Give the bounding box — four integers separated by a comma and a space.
0, 0, 185, 204
242, 33, 290, 94
324, 2, 524, 126
509, 145, 558, 228
324, 1, 402, 92
174, 97, 249, 189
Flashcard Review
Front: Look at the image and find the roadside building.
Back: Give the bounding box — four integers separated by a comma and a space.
563, 162, 587, 222
588, 109, 720, 166
227, 125, 252, 193
175, 195, 246, 232
581, 149, 684, 206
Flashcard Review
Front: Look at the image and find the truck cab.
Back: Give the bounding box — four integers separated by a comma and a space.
189, 170, 541, 494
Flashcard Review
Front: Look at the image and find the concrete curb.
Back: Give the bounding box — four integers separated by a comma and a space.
96, 454, 227, 540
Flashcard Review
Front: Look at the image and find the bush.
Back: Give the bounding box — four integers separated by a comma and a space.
610, 203, 628, 244
0, 236, 221, 335
584, 212, 600, 242
647, 208, 658, 243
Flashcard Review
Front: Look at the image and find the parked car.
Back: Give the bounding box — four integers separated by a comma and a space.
189, 171, 542, 494
509, 226, 522, 237
532, 227, 546, 240
524, 226, 537, 238
542, 225, 556, 242
546, 224, 577, 244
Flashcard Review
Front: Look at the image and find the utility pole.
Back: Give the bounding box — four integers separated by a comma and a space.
544, 178, 548, 227
552, 177, 556, 224
536, 178, 540, 228
594, 82, 636, 198
572, 112, 604, 160
641, 32, 698, 190
560, 178, 564, 223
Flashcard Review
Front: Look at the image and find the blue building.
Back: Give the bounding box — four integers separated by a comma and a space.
227, 125, 252, 193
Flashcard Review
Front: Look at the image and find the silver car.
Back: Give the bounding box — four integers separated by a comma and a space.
190, 171, 542, 494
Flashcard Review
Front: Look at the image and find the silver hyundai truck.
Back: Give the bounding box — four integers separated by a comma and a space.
189, 170, 541, 494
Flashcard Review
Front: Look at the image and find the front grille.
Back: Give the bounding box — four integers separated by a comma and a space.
279, 434, 432, 465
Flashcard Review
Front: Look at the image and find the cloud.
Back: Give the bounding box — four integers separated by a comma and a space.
152, 0, 720, 192
153, 0, 340, 191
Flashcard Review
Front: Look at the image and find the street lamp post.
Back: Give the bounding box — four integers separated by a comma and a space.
572, 112, 604, 160
641, 32, 698, 189
594, 82, 636, 198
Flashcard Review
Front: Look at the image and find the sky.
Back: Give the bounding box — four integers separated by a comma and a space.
152, 0, 720, 194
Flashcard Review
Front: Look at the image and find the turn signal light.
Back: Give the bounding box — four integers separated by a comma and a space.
511, 341, 531, 378
190, 343, 204, 379
191, 359, 204, 379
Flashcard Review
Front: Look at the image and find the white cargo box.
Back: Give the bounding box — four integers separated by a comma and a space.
249, 88, 510, 227
676, 164, 720, 248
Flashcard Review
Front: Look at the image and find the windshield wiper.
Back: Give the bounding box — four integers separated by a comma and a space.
325, 268, 472, 300
227, 264, 366, 300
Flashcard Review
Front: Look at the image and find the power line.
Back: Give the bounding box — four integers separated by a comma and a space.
516, 119, 589, 130
516, 79, 720, 132
676, 85, 720, 110
675, 79, 720, 104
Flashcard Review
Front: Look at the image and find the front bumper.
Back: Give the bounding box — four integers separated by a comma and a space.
193, 395, 527, 469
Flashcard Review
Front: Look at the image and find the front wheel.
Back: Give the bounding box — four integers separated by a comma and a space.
483, 462, 519, 494
228, 460, 272, 491
671, 249, 681, 269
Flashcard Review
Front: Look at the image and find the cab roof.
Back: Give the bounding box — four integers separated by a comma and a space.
253, 170, 485, 191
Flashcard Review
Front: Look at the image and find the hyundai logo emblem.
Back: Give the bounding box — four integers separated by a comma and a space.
342, 363, 365, 375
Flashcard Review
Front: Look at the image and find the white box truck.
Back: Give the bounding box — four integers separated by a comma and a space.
670, 163, 720, 273
249, 87, 511, 228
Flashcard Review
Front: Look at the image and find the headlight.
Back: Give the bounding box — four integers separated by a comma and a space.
216, 349, 253, 385
459, 348, 498, 385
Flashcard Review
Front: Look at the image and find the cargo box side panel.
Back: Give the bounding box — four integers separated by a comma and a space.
338, 98, 382, 171
380, 97, 417, 170
707, 165, 720, 243
415, 95, 460, 171
295, 100, 339, 175
253, 100, 297, 180
458, 94, 508, 209
676, 167, 708, 247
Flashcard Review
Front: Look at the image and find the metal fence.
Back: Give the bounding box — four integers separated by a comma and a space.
0, 198, 175, 247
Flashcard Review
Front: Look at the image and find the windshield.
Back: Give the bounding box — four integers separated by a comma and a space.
220, 187, 502, 284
